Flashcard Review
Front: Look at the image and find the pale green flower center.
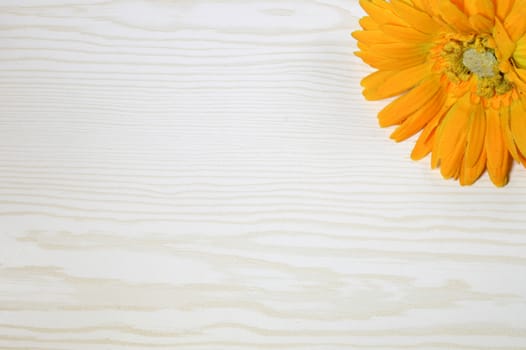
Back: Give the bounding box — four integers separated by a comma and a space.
440, 36, 513, 98
462, 48, 497, 78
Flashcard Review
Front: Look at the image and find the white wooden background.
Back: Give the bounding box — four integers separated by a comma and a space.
1, 0, 526, 349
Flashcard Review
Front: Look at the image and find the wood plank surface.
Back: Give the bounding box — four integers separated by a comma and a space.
1, 0, 526, 349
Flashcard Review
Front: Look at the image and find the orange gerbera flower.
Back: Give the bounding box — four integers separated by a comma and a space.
353, 0, 526, 187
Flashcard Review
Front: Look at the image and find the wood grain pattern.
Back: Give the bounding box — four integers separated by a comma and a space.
1, 0, 526, 349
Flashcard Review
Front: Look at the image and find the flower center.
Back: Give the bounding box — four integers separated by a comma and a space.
462, 48, 497, 78
437, 35, 513, 98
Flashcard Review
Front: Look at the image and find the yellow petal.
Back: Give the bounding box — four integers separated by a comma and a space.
378, 76, 440, 127
368, 42, 428, 59
359, 16, 379, 31
503, 0, 526, 42
436, 0, 472, 33
486, 107, 511, 187
412, 94, 458, 161
513, 33, 526, 69
464, 0, 494, 21
506, 66, 526, 92
499, 103, 525, 164
390, 88, 445, 141
390, 0, 440, 34
459, 104, 486, 186
380, 23, 431, 42
362, 63, 428, 100
352, 30, 385, 44
464, 0, 494, 33
495, 0, 514, 21
463, 104, 486, 168
460, 149, 486, 186
493, 17, 515, 62
469, 14, 493, 33
450, 0, 465, 12
510, 97, 526, 158
359, 0, 407, 27
409, 0, 430, 13
411, 110, 445, 161
361, 70, 396, 90
355, 50, 426, 70
433, 93, 472, 178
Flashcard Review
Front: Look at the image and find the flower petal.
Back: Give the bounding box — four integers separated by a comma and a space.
493, 17, 515, 62
433, 93, 472, 178
486, 107, 511, 187
390, 87, 446, 141
513, 33, 526, 69
359, 16, 379, 31
464, 0, 495, 33
380, 23, 431, 42
359, 0, 407, 27
494, 0, 514, 21
355, 34, 429, 70
377, 76, 441, 127
352, 30, 393, 45
469, 14, 493, 34
510, 97, 526, 159
464, 0, 495, 20
460, 149, 487, 186
408, 0, 431, 13
499, 103, 526, 165
503, 0, 526, 42
436, 0, 473, 33
460, 104, 487, 186
411, 121, 437, 160
390, 0, 440, 34
362, 63, 428, 100
463, 104, 486, 169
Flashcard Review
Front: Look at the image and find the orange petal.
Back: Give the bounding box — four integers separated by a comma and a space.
390, 0, 440, 34
433, 93, 472, 178
367, 42, 429, 59
436, 0, 473, 33
503, 0, 526, 42
359, 16, 379, 31
463, 104, 486, 169
469, 14, 493, 34
464, 0, 494, 33
352, 30, 390, 45
459, 104, 486, 186
390, 88, 445, 141
355, 50, 426, 70
500, 103, 525, 165
411, 94, 457, 161
494, 0, 514, 21
450, 0, 465, 12
409, 0, 431, 13
362, 63, 428, 100
460, 149, 486, 186
410, 102, 452, 161
378, 76, 441, 127
380, 23, 431, 42
513, 33, 526, 69
510, 97, 526, 158
493, 17, 516, 62
486, 107, 511, 187
359, 0, 407, 27
464, 0, 495, 21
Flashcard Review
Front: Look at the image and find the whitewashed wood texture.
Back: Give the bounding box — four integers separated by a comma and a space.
1, 0, 526, 349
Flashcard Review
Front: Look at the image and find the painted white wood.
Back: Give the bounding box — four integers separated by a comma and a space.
1, 1, 526, 349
